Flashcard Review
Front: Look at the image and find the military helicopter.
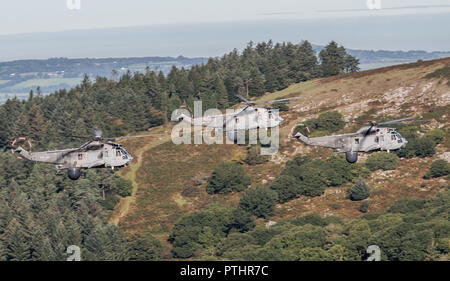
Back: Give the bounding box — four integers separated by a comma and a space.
294, 117, 416, 163
11, 130, 162, 180
175, 95, 301, 141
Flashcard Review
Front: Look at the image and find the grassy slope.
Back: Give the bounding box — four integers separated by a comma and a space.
112, 57, 450, 253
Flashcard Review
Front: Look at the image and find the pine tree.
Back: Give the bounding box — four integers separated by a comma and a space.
319, 41, 347, 77
350, 179, 371, 201
214, 76, 229, 108
2, 218, 31, 260
344, 55, 360, 73
297, 40, 320, 78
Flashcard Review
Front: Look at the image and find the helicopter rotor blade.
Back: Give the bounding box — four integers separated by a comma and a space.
376, 117, 416, 126
364, 125, 374, 136
228, 105, 251, 119
56, 140, 94, 160
253, 97, 302, 105
103, 134, 163, 140
357, 125, 375, 150
236, 95, 253, 105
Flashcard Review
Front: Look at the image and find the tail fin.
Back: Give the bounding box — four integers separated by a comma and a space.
13, 146, 32, 160
294, 132, 311, 144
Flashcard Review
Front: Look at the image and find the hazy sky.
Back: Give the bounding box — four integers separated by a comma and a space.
0, 0, 449, 61
1, 0, 450, 35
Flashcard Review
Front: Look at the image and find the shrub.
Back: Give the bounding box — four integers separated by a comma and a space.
413, 137, 437, 158
316, 111, 346, 132
113, 178, 133, 197
326, 155, 358, 185
239, 186, 278, 218
206, 162, 251, 194
169, 204, 255, 258
293, 111, 346, 136
423, 128, 445, 145
298, 167, 327, 197
269, 175, 299, 203
291, 213, 328, 227
278, 154, 365, 201
359, 201, 369, 213
229, 208, 256, 233
262, 225, 327, 260
271, 102, 289, 112
245, 145, 270, 165
101, 190, 120, 210
330, 203, 341, 210
350, 178, 371, 201
215, 233, 257, 258
282, 157, 327, 197
181, 186, 200, 197
388, 198, 425, 214
424, 159, 450, 179
127, 232, 163, 261
397, 137, 436, 158
306, 111, 346, 133
365, 152, 398, 171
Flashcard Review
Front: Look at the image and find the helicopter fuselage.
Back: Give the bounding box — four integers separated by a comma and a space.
16, 141, 133, 171
177, 106, 284, 131
295, 126, 408, 162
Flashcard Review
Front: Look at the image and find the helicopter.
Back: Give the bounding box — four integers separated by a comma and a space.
293, 117, 417, 163
175, 95, 301, 141
11, 130, 162, 180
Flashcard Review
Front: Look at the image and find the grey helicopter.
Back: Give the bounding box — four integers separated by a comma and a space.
175, 95, 301, 141
11, 130, 161, 180
294, 117, 416, 163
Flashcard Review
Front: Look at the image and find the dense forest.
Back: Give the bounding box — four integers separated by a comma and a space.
0, 40, 359, 150
190, 188, 449, 261
169, 130, 448, 260
11, 39, 449, 261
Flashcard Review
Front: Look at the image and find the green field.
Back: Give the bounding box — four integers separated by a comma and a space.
8, 77, 82, 90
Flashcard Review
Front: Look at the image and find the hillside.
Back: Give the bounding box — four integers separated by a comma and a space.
113, 57, 450, 259
1, 47, 449, 104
